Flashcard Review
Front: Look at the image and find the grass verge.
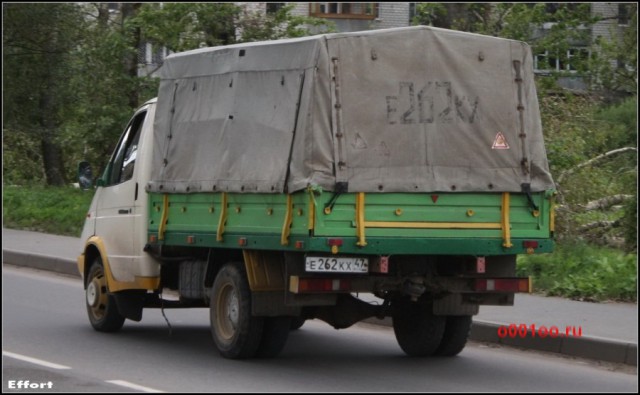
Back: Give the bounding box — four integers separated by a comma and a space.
3, 185, 94, 237
517, 242, 637, 302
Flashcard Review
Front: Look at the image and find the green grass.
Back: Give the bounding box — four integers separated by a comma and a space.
517, 242, 637, 302
3, 185, 94, 237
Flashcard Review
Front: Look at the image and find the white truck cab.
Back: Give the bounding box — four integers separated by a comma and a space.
78, 99, 160, 329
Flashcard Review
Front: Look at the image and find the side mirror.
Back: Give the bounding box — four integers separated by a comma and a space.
78, 161, 93, 190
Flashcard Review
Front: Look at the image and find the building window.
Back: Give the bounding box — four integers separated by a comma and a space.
309, 3, 378, 19
618, 3, 632, 26
534, 48, 589, 73
267, 3, 285, 14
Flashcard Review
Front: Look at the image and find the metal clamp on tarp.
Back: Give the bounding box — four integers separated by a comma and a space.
521, 183, 539, 212
324, 182, 349, 214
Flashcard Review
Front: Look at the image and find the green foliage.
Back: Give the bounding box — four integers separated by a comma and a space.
3, 3, 87, 185
539, 92, 637, 251
2, 128, 44, 185
594, 96, 638, 150
61, 3, 156, 181
238, 4, 335, 42
412, 3, 448, 27
413, 3, 601, 81
517, 242, 637, 301
622, 194, 638, 253
133, 3, 240, 51
591, 4, 637, 94
133, 3, 334, 52
2, 186, 94, 237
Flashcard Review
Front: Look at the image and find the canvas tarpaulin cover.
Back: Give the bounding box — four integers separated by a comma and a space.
147, 26, 555, 195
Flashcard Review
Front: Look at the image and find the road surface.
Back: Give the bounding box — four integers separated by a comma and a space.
2, 265, 637, 392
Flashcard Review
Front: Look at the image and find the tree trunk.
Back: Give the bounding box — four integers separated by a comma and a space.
39, 15, 66, 186
120, 3, 141, 109
41, 136, 66, 186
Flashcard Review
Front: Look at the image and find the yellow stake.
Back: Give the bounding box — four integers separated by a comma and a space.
501, 192, 513, 248
216, 192, 227, 242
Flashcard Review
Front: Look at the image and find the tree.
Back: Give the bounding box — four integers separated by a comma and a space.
3, 3, 85, 185
413, 3, 599, 80
61, 3, 155, 181
132, 3, 241, 53
237, 3, 335, 42
591, 4, 637, 94
132, 3, 333, 54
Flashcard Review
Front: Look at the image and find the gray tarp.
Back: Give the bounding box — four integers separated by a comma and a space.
147, 26, 555, 194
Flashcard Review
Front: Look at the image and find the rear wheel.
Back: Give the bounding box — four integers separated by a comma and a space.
392, 301, 445, 357
435, 315, 472, 356
290, 317, 306, 331
256, 316, 292, 358
85, 257, 125, 332
210, 262, 264, 359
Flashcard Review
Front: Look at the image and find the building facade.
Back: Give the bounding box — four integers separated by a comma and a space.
131, 2, 631, 87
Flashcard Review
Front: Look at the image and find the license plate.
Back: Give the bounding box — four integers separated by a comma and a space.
305, 257, 369, 273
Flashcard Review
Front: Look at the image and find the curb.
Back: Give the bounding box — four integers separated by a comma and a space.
3, 248, 637, 366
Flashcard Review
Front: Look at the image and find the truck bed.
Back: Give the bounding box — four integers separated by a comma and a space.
147, 189, 554, 256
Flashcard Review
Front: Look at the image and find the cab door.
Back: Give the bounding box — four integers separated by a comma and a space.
94, 107, 148, 282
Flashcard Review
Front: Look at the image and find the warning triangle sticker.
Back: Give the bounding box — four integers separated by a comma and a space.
492, 132, 510, 150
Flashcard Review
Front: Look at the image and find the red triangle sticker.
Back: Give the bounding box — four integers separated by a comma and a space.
492, 132, 510, 150
431, 195, 439, 203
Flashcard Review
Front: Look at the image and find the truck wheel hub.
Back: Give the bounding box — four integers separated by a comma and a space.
87, 280, 99, 307
227, 293, 239, 327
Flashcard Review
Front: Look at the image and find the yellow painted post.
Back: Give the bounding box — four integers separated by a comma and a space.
501, 192, 513, 248
216, 192, 228, 242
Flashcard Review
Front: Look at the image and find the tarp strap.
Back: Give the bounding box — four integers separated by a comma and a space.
521, 183, 539, 212
513, 58, 530, 177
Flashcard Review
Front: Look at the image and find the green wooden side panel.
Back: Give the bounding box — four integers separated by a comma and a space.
148, 189, 555, 255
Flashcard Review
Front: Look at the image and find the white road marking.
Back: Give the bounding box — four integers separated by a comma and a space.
2, 350, 71, 370
106, 380, 164, 393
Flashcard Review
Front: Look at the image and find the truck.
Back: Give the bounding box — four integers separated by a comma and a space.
77, 26, 556, 359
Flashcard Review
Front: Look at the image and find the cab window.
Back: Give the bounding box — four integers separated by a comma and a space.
107, 110, 147, 186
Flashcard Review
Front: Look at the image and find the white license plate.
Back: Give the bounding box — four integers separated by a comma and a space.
305, 257, 369, 273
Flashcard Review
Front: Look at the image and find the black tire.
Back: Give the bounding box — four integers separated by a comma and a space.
256, 316, 292, 358
290, 317, 306, 331
392, 301, 445, 357
85, 257, 125, 332
210, 262, 264, 359
435, 315, 473, 356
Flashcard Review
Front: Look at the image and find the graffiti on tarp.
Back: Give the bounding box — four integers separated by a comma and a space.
385, 81, 479, 125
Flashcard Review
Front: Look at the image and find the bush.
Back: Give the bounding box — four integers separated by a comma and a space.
517, 242, 637, 302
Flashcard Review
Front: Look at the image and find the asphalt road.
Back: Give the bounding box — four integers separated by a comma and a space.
2, 265, 637, 393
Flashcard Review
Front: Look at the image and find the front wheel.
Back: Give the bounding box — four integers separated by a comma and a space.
85, 257, 125, 332
210, 262, 264, 359
392, 301, 445, 357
